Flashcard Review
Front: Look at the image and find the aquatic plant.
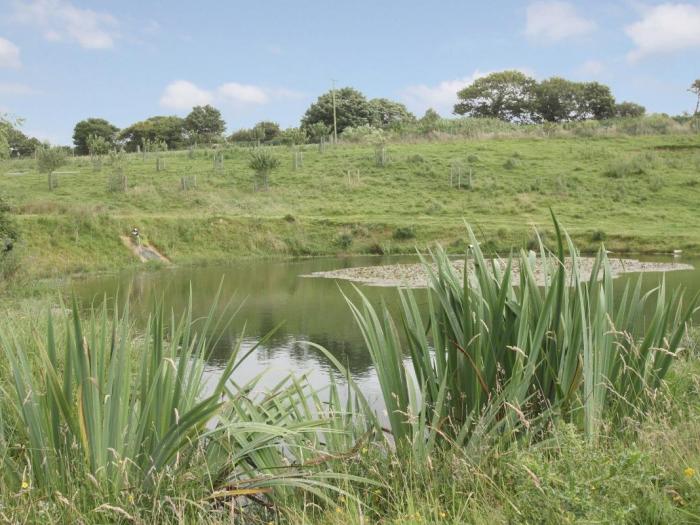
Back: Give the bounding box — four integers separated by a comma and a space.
0, 290, 372, 510
346, 215, 697, 458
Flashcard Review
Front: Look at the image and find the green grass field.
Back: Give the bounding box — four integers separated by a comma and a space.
3, 133, 700, 523
2, 133, 700, 279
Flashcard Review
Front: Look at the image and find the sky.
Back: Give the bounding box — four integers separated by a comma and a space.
0, 0, 699, 145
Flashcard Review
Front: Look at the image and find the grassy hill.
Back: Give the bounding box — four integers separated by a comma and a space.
2, 133, 700, 278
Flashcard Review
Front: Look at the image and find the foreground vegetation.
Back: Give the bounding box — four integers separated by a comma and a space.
1, 123, 700, 284
1, 224, 699, 523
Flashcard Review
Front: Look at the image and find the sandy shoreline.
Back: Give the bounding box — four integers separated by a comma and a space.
303, 257, 694, 288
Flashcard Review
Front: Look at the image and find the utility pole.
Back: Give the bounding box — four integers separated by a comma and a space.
331, 79, 338, 144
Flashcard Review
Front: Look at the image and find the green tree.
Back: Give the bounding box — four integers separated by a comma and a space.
278, 127, 307, 146
72, 118, 118, 155
252, 121, 281, 142
36, 145, 67, 190
184, 105, 225, 143
119, 116, 186, 151
301, 87, 372, 135
368, 98, 416, 128
454, 71, 537, 122
87, 134, 110, 171
418, 108, 442, 132
533, 77, 582, 122
228, 128, 257, 143
248, 148, 280, 191
578, 82, 616, 120
306, 122, 331, 143
615, 102, 646, 118
7, 127, 41, 157
534, 78, 616, 122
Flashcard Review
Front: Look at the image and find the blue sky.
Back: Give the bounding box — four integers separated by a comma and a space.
1, 0, 699, 145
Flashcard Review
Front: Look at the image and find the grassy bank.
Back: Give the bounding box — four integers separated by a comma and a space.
1, 133, 700, 280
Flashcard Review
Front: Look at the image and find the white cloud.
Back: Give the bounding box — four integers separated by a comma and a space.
401, 71, 490, 115
217, 83, 269, 105
0, 82, 38, 95
12, 0, 118, 49
625, 3, 700, 61
0, 37, 21, 68
577, 59, 604, 77
160, 80, 214, 110
525, 1, 596, 42
159, 81, 302, 111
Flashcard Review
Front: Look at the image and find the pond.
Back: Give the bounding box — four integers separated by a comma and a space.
70, 254, 700, 401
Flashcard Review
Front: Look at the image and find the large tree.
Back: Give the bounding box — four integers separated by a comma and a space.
301, 87, 373, 135
119, 116, 186, 151
184, 105, 225, 142
72, 118, 119, 155
534, 78, 616, 122
533, 77, 584, 122
578, 82, 616, 120
453, 71, 537, 122
368, 98, 416, 128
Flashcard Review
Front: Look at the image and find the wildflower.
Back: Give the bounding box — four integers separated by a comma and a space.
335, 507, 342, 514
684, 467, 696, 478
361, 447, 368, 454
439, 511, 447, 518
21, 481, 29, 490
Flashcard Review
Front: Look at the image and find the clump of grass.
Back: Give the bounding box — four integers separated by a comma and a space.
649, 174, 665, 192
503, 157, 519, 170
604, 155, 653, 178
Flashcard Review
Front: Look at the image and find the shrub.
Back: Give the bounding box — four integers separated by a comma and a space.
392, 226, 416, 240
340, 124, 385, 144
335, 231, 353, 249
591, 229, 606, 242
248, 148, 280, 191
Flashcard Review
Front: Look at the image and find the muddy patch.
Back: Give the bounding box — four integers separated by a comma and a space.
304, 257, 693, 288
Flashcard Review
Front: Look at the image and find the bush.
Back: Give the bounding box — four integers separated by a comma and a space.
335, 231, 353, 249
340, 125, 385, 144
393, 226, 416, 240
591, 229, 607, 242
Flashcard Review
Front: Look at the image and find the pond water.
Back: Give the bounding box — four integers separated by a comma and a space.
70, 254, 700, 400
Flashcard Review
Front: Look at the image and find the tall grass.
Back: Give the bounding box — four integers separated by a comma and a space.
346, 216, 697, 458
0, 290, 372, 518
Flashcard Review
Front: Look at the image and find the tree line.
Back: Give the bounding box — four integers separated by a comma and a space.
2, 73, 699, 158
453, 71, 645, 122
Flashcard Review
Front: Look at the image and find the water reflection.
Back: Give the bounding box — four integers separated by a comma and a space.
71, 254, 700, 392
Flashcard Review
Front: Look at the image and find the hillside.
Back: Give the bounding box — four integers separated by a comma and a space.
2, 133, 700, 278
